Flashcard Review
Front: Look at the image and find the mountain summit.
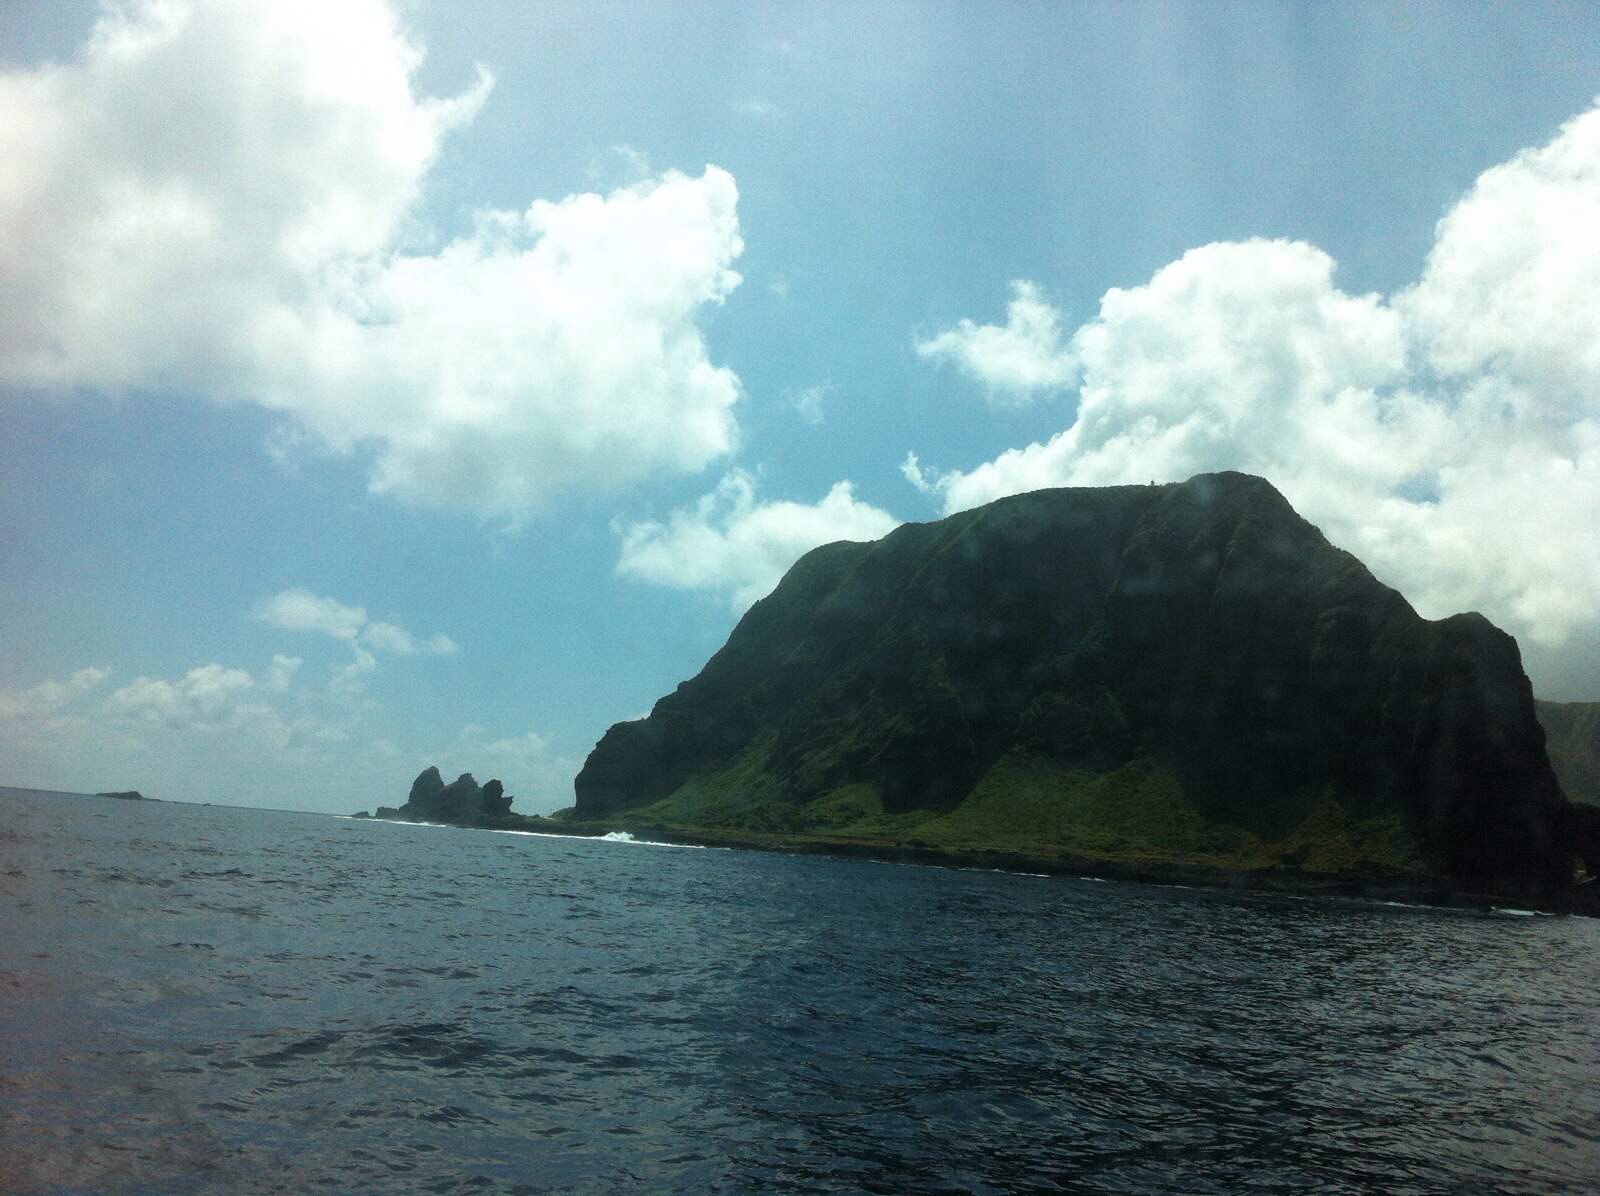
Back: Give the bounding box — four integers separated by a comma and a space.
577, 473, 1578, 898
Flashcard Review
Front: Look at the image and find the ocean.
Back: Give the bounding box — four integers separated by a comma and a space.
2, 786, 1596, 1194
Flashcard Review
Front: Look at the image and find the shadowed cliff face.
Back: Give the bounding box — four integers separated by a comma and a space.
390, 767, 514, 824
577, 473, 1573, 892
1537, 701, 1600, 807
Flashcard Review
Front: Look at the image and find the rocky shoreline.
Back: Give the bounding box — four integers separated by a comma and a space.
355, 806, 1600, 915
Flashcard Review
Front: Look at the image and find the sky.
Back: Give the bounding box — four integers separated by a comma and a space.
2, 1, 1599, 814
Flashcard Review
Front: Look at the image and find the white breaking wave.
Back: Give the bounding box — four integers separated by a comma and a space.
481, 827, 718, 848
350, 820, 721, 849
598, 830, 719, 849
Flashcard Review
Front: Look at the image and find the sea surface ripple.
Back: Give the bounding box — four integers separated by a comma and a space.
2, 787, 1597, 1194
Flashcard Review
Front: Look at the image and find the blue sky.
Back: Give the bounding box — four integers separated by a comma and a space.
3, 1, 1599, 813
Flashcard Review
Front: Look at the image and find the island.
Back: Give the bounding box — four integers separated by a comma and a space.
569, 472, 1598, 910
96, 790, 150, 801
356, 766, 566, 832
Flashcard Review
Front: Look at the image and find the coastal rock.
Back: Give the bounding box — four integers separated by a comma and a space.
385, 767, 516, 825
482, 779, 512, 817
577, 472, 1577, 897
407, 766, 446, 809
438, 772, 482, 815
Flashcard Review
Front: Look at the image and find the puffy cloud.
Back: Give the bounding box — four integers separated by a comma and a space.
3, 654, 408, 808
616, 470, 902, 611
87, 658, 351, 764
595, 144, 653, 184
72, 665, 112, 689
922, 238, 1416, 507
0, 665, 111, 721
359, 621, 457, 656
330, 645, 379, 702
251, 588, 454, 705
915, 280, 1078, 402
106, 664, 254, 727
311, 164, 744, 517
255, 588, 454, 659
3, 659, 347, 764
482, 729, 550, 761
0, 0, 487, 391
265, 653, 302, 692
359, 622, 415, 655
786, 383, 832, 426
907, 104, 1600, 692
224, 701, 349, 750
256, 589, 367, 640
1400, 104, 1600, 411
0, 0, 744, 518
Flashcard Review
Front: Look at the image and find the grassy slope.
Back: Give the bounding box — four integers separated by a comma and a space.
587, 746, 1428, 881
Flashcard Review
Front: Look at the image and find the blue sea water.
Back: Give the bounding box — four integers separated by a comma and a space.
1, 786, 1597, 1194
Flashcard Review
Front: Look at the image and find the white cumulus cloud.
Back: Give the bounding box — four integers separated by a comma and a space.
255, 588, 454, 658
359, 622, 417, 655
331, 645, 379, 702
106, 664, 255, 727
786, 383, 833, 426
1400, 103, 1600, 409
256, 589, 368, 640
93, 659, 352, 759
265, 654, 303, 693
616, 470, 902, 611
0, 0, 745, 518
906, 103, 1600, 695
0, 666, 111, 721
359, 622, 458, 656
915, 279, 1078, 402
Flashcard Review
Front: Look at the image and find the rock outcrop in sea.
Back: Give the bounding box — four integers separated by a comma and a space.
372, 767, 517, 826
577, 472, 1585, 900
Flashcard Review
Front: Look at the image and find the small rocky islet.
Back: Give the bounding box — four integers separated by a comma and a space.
355, 766, 517, 827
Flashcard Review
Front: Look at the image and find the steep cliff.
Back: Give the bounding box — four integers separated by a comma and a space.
577, 473, 1576, 896
1536, 701, 1600, 807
